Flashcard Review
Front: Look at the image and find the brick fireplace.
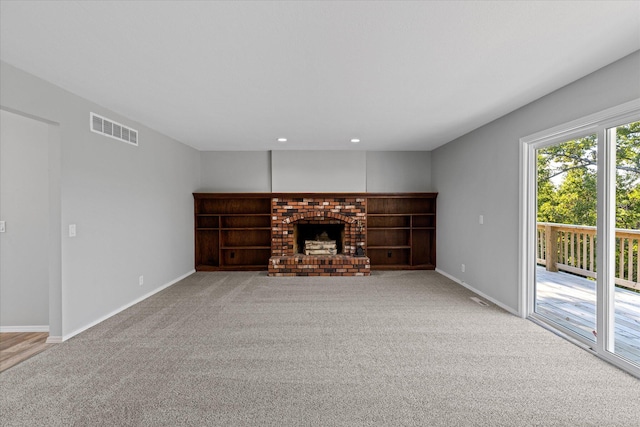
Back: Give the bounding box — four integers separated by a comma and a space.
268, 196, 370, 276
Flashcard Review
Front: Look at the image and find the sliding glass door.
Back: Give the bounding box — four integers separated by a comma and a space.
521, 100, 640, 377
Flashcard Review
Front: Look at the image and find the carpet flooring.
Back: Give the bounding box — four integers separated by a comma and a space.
1, 271, 639, 426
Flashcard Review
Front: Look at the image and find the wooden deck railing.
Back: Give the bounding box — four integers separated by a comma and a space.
537, 222, 640, 291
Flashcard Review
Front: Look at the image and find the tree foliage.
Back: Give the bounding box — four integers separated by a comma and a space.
537, 121, 640, 230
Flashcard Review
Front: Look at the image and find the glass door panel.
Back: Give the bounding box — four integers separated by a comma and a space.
610, 121, 640, 365
535, 134, 598, 343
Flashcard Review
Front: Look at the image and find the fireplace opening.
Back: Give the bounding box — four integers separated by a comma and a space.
294, 223, 345, 255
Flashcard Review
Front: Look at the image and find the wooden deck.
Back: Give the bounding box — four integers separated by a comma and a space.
536, 267, 640, 364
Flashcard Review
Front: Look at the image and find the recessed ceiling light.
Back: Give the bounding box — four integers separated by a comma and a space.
350, 138, 360, 144
277, 138, 287, 143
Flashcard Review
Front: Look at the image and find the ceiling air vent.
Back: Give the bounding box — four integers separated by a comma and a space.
90, 112, 138, 146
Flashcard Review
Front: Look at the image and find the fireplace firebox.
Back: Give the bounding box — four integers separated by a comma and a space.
294, 223, 345, 255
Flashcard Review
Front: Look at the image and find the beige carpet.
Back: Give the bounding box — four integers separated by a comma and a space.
1, 271, 639, 426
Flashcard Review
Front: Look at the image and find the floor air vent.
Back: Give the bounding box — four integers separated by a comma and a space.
90, 112, 138, 146
470, 297, 489, 307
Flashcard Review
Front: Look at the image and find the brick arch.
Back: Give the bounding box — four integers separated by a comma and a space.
281, 210, 358, 256
282, 210, 356, 225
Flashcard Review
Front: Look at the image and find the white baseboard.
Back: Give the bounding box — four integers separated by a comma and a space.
435, 268, 519, 316
0, 325, 49, 333
46, 336, 63, 344
61, 270, 195, 342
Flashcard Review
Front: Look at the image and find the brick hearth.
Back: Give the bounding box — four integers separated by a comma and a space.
268, 254, 370, 276
269, 196, 370, 276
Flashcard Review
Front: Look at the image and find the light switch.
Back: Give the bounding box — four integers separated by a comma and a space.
0, 221, 5, 233
69, 224, 76, 237
479, 215, 484, 225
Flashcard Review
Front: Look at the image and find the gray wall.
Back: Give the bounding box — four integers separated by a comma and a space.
0, 110, 49, 328
366, 151, 431, 192
0, 61, 201, 338
432, 50, 640, 313
199, 151, 271, 192
272, 151, 367, 192
199, 150, 432, 193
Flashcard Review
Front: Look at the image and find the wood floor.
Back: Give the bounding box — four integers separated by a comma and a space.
0, 332, 53, 373
536, 267, 640, 364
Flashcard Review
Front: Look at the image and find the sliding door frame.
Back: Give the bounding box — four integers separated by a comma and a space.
519, 98, 640, 377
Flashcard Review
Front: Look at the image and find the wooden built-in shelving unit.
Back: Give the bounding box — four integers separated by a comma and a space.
194, 193, 271, 271
194, 192, 436, 272
366, 194, 436, 270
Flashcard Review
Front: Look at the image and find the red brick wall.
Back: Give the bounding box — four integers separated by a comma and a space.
269, 196, 370, 276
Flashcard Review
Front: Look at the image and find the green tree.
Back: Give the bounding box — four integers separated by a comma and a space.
615, 121, 640, 230
537, 122, 640, 230
554, 167, 597, 226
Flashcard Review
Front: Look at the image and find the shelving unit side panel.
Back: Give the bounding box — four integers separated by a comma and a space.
196, 230, 220, 267
411, 229, 435, 267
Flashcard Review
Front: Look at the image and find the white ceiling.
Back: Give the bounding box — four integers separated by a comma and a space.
1, 1, 639, 151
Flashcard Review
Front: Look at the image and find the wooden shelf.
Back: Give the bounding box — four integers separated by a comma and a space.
220, 227, 271, 231
221, 246, 271, 250
219, 214, 270, 219
367, 227, 410, 230
371, 264, 412, 270
412, 264, 436, 269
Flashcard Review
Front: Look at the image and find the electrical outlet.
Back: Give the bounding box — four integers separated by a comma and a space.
479, 215, 484, 225
69, 224, 76, 237
139, 275, 144, 286
0, 221, 5, 233
461, 264, 466, 273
